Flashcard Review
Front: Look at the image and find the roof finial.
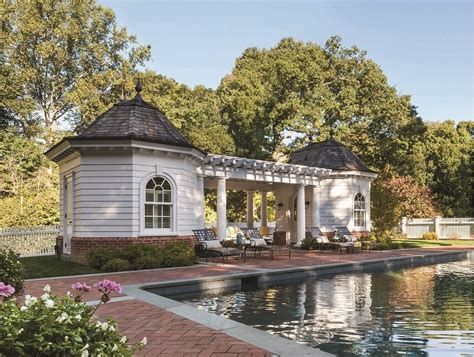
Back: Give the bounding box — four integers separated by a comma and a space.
135, 78, 142, 94
133, 78, 143, 103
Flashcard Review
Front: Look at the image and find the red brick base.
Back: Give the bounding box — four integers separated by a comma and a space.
60, 236, 196, 264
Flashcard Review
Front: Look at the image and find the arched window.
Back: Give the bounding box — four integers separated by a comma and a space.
144, 176, 172, 229
353, 193, 366, 228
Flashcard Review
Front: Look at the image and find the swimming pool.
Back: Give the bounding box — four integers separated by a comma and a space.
173, 256, 474, 356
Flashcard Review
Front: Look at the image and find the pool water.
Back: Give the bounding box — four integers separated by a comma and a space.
175, 257, 474, 356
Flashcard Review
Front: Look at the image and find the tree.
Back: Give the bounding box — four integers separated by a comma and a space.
371, 169, 437, 233
406, 121, 473, 216
2, 0, 150, 142
0, 129, 59, 227
139, 71, 235, 155
218, 37, 425, 168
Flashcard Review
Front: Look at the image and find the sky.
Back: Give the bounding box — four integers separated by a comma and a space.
101, 0, 474, 122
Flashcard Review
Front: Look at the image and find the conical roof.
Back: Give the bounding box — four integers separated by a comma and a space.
76, 83, 193, 148
288, 139, 374, 173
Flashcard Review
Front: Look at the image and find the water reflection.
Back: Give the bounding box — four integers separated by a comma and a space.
177, 257, 474, 356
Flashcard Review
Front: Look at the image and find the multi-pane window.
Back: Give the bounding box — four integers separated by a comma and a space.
354, 193, 366, 228
144, 177, 172, 229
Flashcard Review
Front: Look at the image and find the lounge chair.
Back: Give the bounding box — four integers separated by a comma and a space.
192, 229, 244, 262
334, 226, 361, 253
242, 228, 291, 259
306, 227, 345, 253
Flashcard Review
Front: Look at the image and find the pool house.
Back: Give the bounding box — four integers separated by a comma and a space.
46, 84, 377, 263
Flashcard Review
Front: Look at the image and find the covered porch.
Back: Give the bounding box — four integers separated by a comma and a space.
200, 154, 332, 245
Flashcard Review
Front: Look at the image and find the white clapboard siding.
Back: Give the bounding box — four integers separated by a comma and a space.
132, 151, 204, 236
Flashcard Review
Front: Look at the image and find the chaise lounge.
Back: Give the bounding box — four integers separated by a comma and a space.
306, 226, 346, 253
193, 229, 244, 262
242, 228, 291, 259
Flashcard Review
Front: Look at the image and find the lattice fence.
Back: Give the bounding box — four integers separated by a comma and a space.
0, 225, 60, 257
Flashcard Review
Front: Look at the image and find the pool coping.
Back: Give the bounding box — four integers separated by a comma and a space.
122, 249, 471, 357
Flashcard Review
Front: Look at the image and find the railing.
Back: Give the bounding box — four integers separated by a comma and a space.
0, 225, 60, 257
402, 217, 474, 239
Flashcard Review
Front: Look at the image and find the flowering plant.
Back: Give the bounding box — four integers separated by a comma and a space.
0, 281, 146, 356
0, 248, 25, 294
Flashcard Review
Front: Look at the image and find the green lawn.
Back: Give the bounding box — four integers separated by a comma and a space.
21, 255, 99, 279
392, 239, 474, 249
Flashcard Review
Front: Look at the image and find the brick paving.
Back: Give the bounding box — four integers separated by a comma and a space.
24, 247, 473, 356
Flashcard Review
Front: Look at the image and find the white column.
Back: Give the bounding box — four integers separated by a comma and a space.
297, 184, 306, 244
247, 190, 254, 229
311, 186, 320, 228
261, 191, 268, 227
216, 178, 227, 240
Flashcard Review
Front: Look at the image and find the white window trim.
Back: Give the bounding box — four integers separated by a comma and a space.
139, 172, 178, 236
353, 192, 366, 229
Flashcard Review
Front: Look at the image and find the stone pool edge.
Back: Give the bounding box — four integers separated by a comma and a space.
123, 249, 471, 357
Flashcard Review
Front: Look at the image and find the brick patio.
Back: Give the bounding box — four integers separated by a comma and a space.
24, 247, 473, 356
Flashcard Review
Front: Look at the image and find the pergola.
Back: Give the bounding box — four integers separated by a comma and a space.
200, 153, 332, 244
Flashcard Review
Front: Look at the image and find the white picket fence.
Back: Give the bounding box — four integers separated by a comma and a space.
0, 225, 60, 257
401, 217, 474, 239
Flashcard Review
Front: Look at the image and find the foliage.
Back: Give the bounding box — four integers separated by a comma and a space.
2, 0, 150, 139
101, 258, 131, 272
139, 71, 235, 155
407, 121, 473, 216
422, 231, 438, 241
0, 129, 59, 227
0, 249, 25, 294
218, 37, 424, 165
160, 242, 196, 267
372, 169, 437, 233
133, 255, 164, 270
87, 243, 195, 272
300, 236, 316, 250
0, 283, 145, 356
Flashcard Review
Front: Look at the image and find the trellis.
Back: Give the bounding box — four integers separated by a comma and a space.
0, 225, 60, 257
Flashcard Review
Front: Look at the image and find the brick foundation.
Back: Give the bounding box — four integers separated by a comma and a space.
65, 236, 195, 264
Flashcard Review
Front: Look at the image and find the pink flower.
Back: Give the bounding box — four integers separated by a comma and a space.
96, 280, 122, 295
0, 282, 15, 297
71, 282, 92, 293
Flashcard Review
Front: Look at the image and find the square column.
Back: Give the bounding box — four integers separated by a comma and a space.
297, 184, 306, 244
261, 191, 268, 227
217, 178, 227, 240
312, 185, 320, 228
247, 190, 254, 229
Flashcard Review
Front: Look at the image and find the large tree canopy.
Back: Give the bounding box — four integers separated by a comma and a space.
218, 37, 425, 169
1, 0, 150, 141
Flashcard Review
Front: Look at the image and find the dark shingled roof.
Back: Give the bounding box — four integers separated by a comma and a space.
75, 83, 194, 149
288, 139, 374, 173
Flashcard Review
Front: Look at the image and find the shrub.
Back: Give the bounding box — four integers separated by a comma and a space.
133, 255, 163, 270
101, 258, 131, 272
300, 236, 316, 250
87, 248, 119, 270
118, 245, 161, 265
87, 243, 196, 272
161, 242, 196, 267
423, 231, 438, 240
0, 249, 25, 294
0, 281, 146, 356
